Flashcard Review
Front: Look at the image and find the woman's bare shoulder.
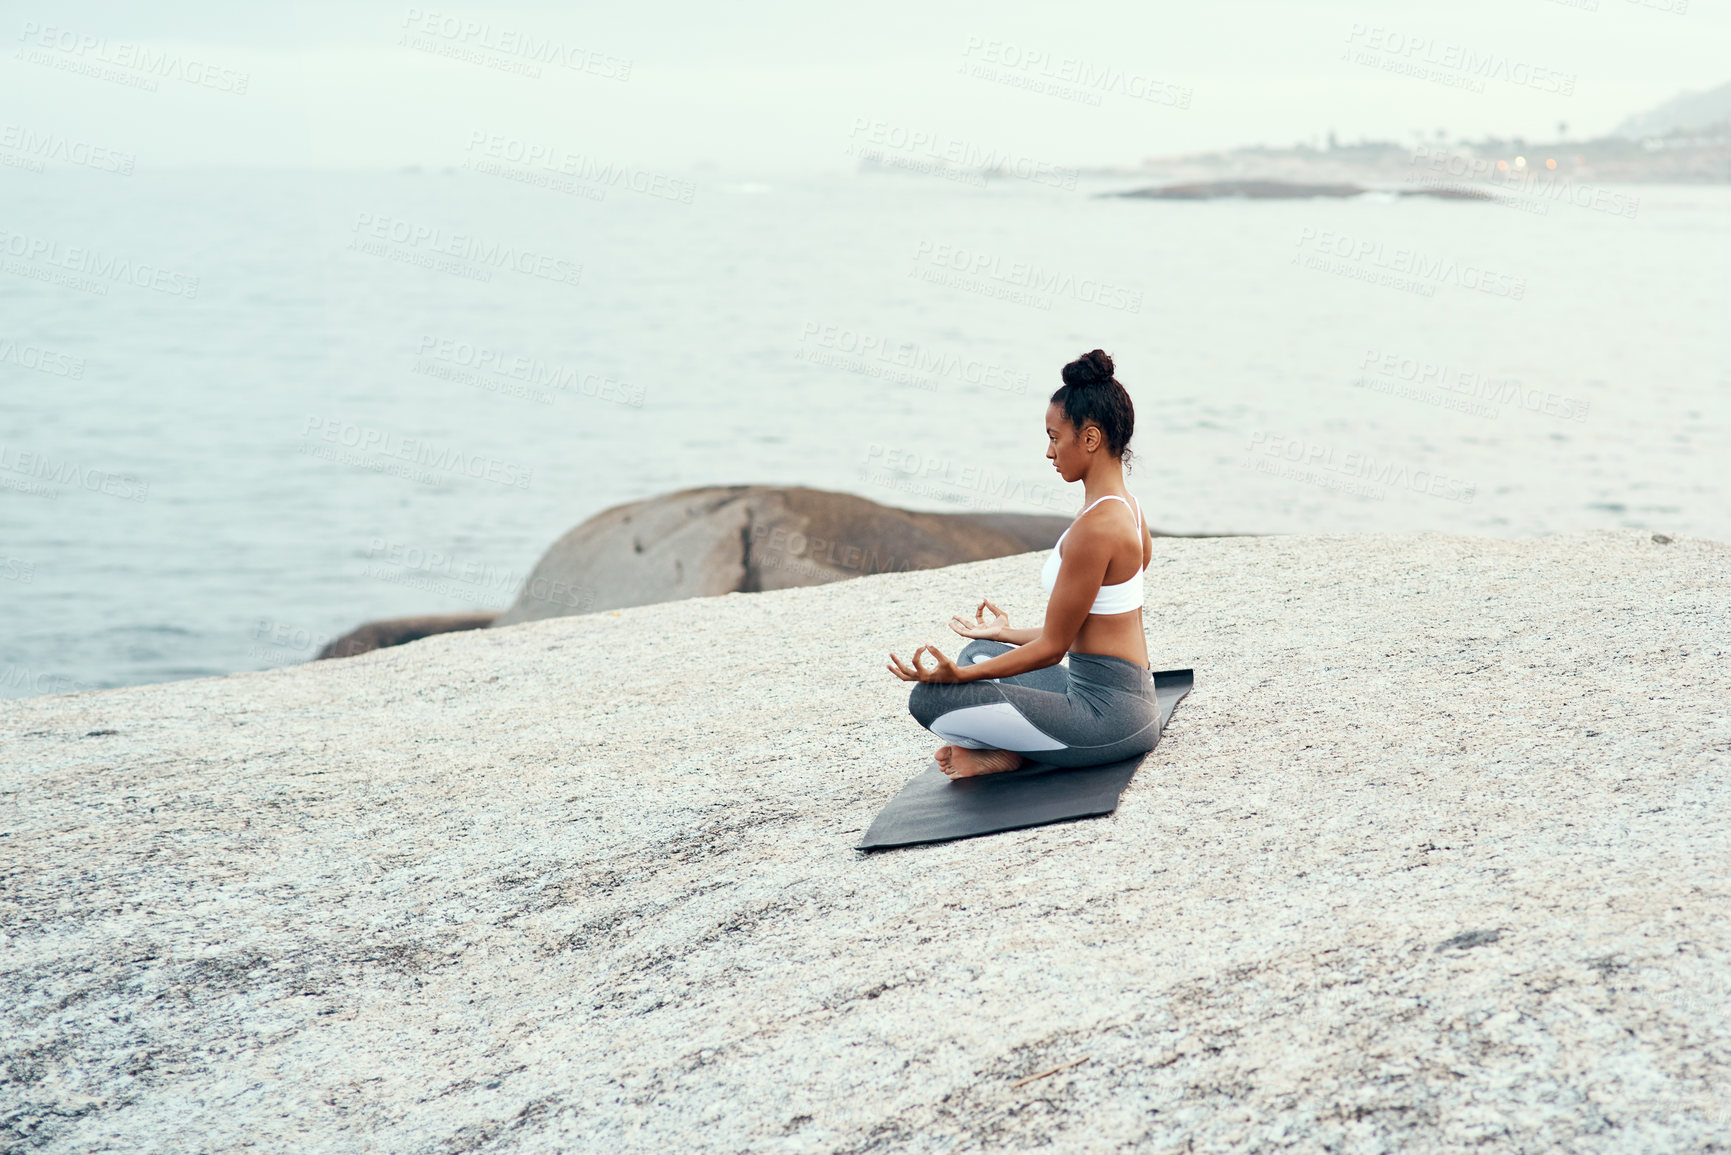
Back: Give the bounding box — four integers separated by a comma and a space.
1072, 497, 1141, 542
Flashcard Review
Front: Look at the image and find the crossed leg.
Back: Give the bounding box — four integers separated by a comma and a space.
924, 640, 1072, 779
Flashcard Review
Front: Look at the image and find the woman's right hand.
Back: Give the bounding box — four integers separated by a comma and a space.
949, 598, 1010, 641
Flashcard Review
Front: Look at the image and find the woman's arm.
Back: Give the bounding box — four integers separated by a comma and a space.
992, 628, 1042, 645
946, 599, 1040, 646
888, 528, 1111, 684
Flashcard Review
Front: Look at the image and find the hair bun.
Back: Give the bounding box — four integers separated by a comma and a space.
1062, 348, 1115, 388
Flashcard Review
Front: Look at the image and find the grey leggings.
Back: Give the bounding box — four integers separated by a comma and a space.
907, 640, 1162, 768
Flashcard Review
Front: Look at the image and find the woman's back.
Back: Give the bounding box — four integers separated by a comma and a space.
1045, 493, 1151, 667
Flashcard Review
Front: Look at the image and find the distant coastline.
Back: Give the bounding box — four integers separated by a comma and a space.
853, 124, 1731, 191
1103, 179, 1498, 201
1080, 132, 1731, 189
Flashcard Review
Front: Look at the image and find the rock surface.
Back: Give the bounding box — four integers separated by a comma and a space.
492, 485, 1075, 626
3, 531, 1729, 1153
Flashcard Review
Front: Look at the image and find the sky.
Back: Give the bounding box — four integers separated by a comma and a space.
5, 0, 1727, 172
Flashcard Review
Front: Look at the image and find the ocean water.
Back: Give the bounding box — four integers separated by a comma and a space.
2, 166, 1727, 697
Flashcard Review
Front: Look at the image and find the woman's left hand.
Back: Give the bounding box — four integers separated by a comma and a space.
886, 644, 965, 683
949, 598, 1009, 641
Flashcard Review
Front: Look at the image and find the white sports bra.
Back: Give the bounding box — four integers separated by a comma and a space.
1040, 494, 1146, 615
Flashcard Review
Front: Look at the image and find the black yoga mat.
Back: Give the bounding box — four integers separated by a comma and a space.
858, 668, 1193, 851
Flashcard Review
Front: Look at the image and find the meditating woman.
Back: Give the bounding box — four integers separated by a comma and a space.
886, 349, 1159, 779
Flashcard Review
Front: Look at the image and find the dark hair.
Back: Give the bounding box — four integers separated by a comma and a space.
1050, 349, 1134, 460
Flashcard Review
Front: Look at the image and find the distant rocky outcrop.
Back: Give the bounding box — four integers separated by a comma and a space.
317, 612, 496, 660
492, 486, 1079, 626
1108, 179, 1493, 200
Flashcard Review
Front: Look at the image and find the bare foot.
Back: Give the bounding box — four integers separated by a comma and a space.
935, 745, 1024, 779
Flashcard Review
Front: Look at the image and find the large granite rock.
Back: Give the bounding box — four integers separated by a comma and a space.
491, 485, 1077, 626
3, 531, 1726, 1152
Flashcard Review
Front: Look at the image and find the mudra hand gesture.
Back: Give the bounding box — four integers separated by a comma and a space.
886, 644, 964, 684
948, 598, 1010, 641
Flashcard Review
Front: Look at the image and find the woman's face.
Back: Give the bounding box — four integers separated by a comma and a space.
1045, 403, 1096, 483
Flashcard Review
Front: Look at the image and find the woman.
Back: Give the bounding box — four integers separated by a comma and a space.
886, 349, 1158, 779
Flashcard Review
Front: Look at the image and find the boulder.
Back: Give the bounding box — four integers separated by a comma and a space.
490, 486, 1078, 626
316, 612, 496, 660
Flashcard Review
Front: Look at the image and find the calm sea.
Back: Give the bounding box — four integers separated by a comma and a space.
2, 165, 1726, 696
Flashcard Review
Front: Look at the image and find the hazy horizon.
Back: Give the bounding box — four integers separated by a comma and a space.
5, 0, 1727, 174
